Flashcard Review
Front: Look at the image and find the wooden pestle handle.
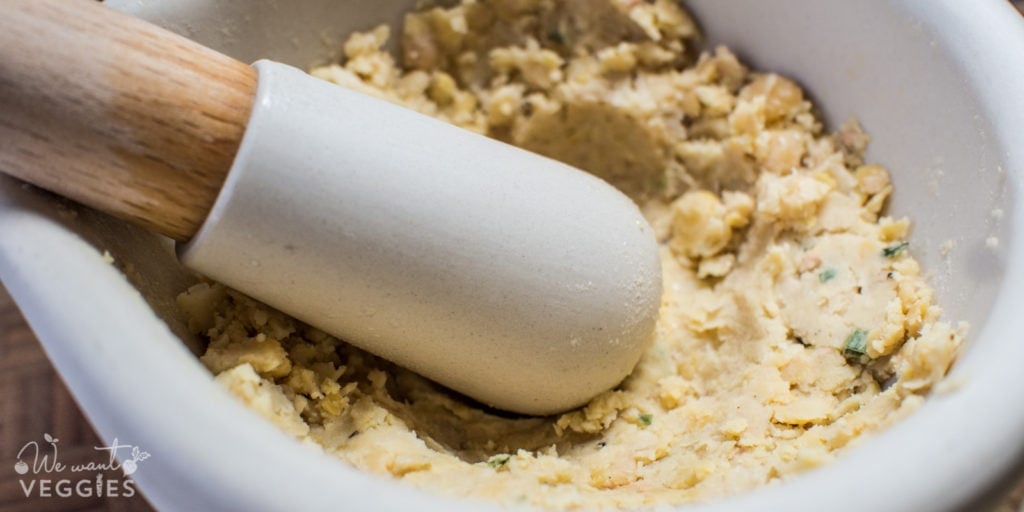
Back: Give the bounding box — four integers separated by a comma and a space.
0, 0, 257, 241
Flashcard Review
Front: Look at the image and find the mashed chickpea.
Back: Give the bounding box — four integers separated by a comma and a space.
178, 1, 965, 509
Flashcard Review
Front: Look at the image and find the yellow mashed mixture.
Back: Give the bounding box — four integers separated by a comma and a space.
177, 0, 966, 509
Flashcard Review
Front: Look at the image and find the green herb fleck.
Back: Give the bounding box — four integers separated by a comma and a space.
487, 454, 511, 469
818, 267, 837, 283
882, 241, 909, 258
843, 328, 870, 362
652, 172, 668, 194
547, 30, 565, 45
638, 414, 653, 427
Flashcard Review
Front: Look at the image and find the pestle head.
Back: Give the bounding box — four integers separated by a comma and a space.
179, 61, 662, 415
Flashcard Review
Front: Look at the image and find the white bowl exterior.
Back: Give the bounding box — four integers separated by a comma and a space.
0, 0, 1021, 511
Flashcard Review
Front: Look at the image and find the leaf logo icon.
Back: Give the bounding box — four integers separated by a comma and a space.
122, 445, 150, 476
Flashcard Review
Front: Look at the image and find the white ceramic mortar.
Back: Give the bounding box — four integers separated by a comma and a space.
0, 0, 1021, 510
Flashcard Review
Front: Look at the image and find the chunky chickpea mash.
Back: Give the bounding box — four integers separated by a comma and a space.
178, 0, 965, 509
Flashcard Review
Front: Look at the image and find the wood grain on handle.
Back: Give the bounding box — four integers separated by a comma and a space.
0, 0, 257, 241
